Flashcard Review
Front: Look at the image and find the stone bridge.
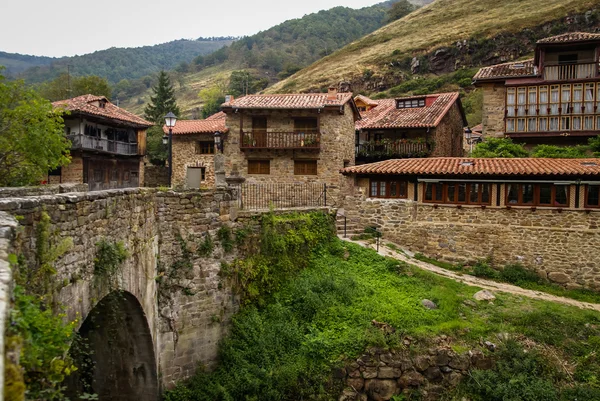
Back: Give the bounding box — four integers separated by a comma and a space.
0, 187, 248, 399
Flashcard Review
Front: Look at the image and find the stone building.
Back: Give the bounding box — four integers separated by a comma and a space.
340, 157, 600, 288
220, 89, 360, 200
165, 112, 227, 188
473, 32, 600, 148
354, 93, 467, 164
52, 94, 152, 190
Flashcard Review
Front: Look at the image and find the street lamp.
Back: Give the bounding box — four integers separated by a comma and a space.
164, 112, 177, 187
465, 127, 476, 154
214, 131, 223, 153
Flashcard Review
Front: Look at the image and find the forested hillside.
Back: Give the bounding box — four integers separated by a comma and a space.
0, 52, 55, 76
10, 38, 234, 84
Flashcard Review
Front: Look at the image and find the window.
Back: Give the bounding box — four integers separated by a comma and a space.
423, 182, 491, 205
248, 160, 270, 175
294, 160, 317, 175
586, 185, 600, 208
506, 183, 569, 207
397, 98, 425, 109
195, 141, 214, 154
370, 179, 407, 198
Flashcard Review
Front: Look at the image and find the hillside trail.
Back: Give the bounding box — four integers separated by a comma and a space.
339, 236, 600, 313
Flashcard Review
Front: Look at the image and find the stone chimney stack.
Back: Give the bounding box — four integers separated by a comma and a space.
225, 94, 234, 103
327, 86, 338, 101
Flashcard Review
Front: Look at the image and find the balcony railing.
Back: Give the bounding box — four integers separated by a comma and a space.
543, 63, 598, 81
356, 140, 430, 161
68, 134, 138, 156
240, 131, 321, 150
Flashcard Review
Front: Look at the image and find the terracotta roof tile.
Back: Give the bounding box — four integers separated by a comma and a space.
356, 92, 461, 129
470, 124, 483, 133
354, 94, 379, 106
537, 32, 600, 44
222, 92, 355, 109
342, 157, 600, 177
163, 112, 227, 135
53, 94, 152, 127
473, 59, 537, 81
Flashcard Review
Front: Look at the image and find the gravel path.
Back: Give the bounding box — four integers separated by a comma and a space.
340, 235, 600, 312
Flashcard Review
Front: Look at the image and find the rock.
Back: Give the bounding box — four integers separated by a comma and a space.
413, 355, 430, 372
484, 341, 497, 352
362, 366, 378, 379
473, 290, 496, 301
333, 367, 347, 379
463, 299, 477, 307
548, 271, 570, 284
410, 57, 420, 74
448, 354, 470, 371
348, 368, 362, 378
424, 366, 443, 382
445, 371, 464, 387
365, 379, 397, 401
470, 350, 494, 370
435, 349, 451, 366
347, 377, 365, 392
398, 371, 425, 388
382, 353, 412, 370
358, 354, 378, 367
339, 388, 356, 401
440, 365, 453, 373
378, 366, 402, 379
421, 299, 438, 310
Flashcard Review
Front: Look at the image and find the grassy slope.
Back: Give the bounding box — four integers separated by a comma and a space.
165, 239, 600, 400
268, 0, 599, 93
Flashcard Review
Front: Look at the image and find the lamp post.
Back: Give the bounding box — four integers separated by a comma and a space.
214, 131, 223, 153
465, 127, 474, 154
163, 112, 177, 187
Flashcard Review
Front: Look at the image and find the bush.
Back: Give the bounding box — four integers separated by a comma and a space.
530, 144, 589, 158
471, 137, 529, 158
499, 263, 540, 285
471, 259, 499, 279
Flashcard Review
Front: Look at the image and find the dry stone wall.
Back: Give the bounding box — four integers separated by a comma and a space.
342, 189, 600, 289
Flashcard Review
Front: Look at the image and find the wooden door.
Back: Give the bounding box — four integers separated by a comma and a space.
252, 117, 267, 147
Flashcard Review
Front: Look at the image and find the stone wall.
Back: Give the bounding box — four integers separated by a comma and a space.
430, 103, 464, 157
0, 183, 88, 198
480, 83, 506, 138
340, 344, 492, 401
171, 134, 216, 188
144, 165, 170, 187
61, 156, 85, 184
0, 187, 241, 390
342, 184, 600, 289
0, 213, 16, 399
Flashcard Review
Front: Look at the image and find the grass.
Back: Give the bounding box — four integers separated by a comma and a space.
269, 0, 597, 93
164, 239, 600, 400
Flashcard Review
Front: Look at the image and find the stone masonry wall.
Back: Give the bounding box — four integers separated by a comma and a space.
430, 103, 464, 157
223, 104, 356, 206
0, 187, 242, 390
342, 183, 600, 289
0, 212, 16, 398
144, 165, 170, 187
61, 156, 84, 184
480, 83, 507, 138
171, 134, 216, 188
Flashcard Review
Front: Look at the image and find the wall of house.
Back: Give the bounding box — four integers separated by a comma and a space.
343, 177, 600, 289
86, 157, 141, 191
223, 105, 355, 205
61, 155, 85, 184
480, 83, 507, 138
171, 135, 216, 189
430, 103, 464, 157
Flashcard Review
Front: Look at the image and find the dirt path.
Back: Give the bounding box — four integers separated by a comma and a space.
340, 236, 600, 312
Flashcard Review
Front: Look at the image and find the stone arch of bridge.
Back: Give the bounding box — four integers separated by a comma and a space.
65, 290, 158, 401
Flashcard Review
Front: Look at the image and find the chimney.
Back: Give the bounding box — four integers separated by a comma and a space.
327, 86, 338, 101
225, 94, 234, 103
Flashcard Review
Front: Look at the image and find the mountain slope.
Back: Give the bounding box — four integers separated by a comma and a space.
0, 52, 55, 76
11, 38, 234, 84
269, 0, 599, 93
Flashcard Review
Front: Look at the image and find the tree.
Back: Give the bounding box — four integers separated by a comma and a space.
146, 126, 168, 166
38, 73, 112, 101
198, 86, 225, 119
0, 71, 71, 186
144, 71, 181, 124
471, 138, 529, 158
72, 75, 112, 99
530, 144, 589, 158
228, 71, 269, 98
386, 0, 416, 23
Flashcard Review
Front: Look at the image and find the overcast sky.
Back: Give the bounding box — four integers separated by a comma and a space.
2, 0, 381, 57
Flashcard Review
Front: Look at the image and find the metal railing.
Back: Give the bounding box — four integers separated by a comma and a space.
543, 63, 598, 80
231, 182, 327, 210
68, 134, 138, 156
240, 131, 321, 150
356, 141, 430, 161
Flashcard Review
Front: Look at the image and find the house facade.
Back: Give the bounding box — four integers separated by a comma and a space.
474, 32, 600, 148
220, 89, 359, 198
52, 95, 152, 191
354, 93, 466, 164
166, 112, 227, 189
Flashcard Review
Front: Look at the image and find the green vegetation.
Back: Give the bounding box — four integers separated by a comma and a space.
386, 0, 417, 23
217, 226, 234, 253
198, 85, 225, 118
0, 70, 71, 187
94, 239, 128, 278
197, 233, 214, 257
414, 252, 464, 272
165, 235, 600, 400
144, 70, 181, 124
530, 144, 589, 158
38, 73, 112, 101
471, 137, 529, 158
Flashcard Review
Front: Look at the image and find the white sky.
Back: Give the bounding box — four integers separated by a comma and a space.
1, 0, 381, 57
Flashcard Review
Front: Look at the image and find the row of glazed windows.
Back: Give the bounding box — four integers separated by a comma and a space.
369, 179, 600, 208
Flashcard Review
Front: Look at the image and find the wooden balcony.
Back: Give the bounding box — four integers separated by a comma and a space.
68, 134, 138, 156
543, 63, 598, 81
240, 131, 321, 150
356, 140, 430, 162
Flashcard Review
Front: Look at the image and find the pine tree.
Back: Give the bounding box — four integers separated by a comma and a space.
144, 71, 181, 124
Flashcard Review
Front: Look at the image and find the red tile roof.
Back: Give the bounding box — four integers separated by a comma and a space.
354, 95, 379, 106
342, 157, 600, 177
53, 94, 152, 127
470, 124, 483, 133
356, 93, 463, 130
222, 92, 355, 110
473, 59, 537, 82
537, 32, 600, 44
163, 112, 228, 135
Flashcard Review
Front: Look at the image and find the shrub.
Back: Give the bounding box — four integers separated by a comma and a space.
471, 259, 499, 279
499, 263, 540, 285
471, 137, 529, 158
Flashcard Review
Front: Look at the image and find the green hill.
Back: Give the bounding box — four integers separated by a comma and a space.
0, 52, 55, 76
